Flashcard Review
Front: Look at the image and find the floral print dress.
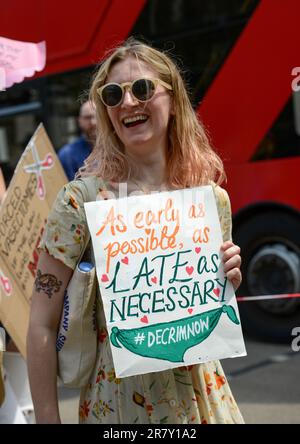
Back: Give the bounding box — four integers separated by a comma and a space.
39, 176, 244, 424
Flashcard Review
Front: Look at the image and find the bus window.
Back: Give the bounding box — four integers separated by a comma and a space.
132, 0, 259, 105
0, 67, 93, 185
251, 96, 300, 161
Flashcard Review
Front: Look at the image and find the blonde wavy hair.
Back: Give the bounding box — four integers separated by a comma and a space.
78, 37, 225, 187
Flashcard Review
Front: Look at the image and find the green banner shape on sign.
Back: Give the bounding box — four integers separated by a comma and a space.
110, 305, 240, 363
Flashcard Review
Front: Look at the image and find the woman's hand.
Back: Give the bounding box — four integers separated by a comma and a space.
220, 241, 242, 291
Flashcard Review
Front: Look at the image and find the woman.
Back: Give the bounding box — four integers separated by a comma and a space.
27, 38, 243, 424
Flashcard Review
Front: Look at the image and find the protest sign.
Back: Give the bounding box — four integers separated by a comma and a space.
85, 186, 247, 378
0, 36, 46, 90
0, 124, 67, 357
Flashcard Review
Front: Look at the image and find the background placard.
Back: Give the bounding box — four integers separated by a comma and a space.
0, 124, 67, 357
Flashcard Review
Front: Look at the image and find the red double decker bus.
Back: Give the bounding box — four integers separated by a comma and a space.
1, 0, 299, 341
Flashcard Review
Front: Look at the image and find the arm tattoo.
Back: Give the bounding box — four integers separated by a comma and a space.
34, 269, 63, 298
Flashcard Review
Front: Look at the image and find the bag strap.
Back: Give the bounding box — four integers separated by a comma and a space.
77, 176, 107, 263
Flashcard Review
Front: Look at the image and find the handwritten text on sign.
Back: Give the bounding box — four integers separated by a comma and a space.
85, 186, 246, 377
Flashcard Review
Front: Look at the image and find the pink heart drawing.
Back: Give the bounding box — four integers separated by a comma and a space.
188, 308, 193, 314
151, 276, 157, 284
195, 247, 201, 254
101, 274, 109, 282
140, 315, 149, 324
186, 266, 194, 276
121, 257, 129, 265
213, 288, 220, 297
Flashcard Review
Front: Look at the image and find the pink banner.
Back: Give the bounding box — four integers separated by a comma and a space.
0, 36, 46, 90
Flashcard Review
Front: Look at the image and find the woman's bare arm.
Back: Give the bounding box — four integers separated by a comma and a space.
26, 251, 73, 424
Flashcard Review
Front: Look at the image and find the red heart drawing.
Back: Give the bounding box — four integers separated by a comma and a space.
140, 315, 149, 324
188, 308, 193, 314
186, 266, 194, 276
151, 277, 157, 284
195, 247, 201, 254
101, 274, 109, 282
121, 257, 129, 265
213, 288, 220, 297
145, 228, 151, 235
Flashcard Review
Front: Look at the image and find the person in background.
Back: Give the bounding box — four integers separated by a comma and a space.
58, 100, 97, 180
27, 38, 243, 424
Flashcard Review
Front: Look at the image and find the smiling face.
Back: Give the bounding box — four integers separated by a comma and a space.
105, 56, 174, 157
